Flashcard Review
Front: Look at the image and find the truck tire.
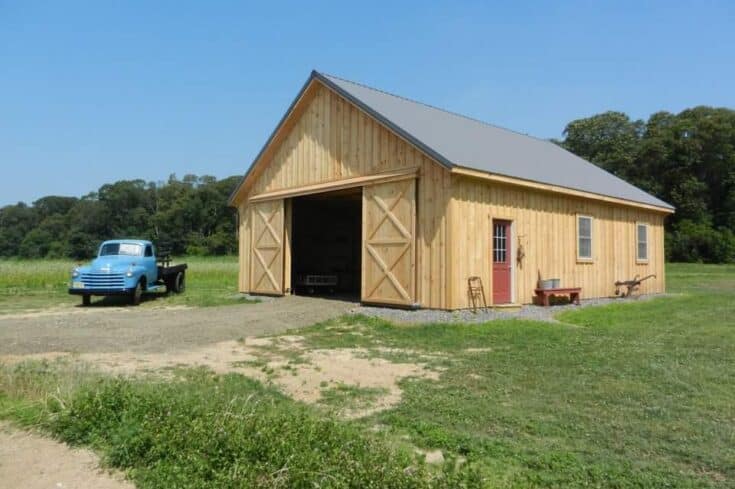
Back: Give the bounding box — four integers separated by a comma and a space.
131, 280, 144, 306
172, 271, 185, 293
82, 294, 91, 307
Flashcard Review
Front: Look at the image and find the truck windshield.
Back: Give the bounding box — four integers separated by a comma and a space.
99, 243, 143, 256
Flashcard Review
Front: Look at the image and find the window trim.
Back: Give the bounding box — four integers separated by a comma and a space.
576, 214, 594, 262
493, 221, 509, 264
636, 222, 649, 264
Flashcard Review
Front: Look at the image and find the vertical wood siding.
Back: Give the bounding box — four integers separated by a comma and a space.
449, 176, 667, 308
238, 82, 450, 309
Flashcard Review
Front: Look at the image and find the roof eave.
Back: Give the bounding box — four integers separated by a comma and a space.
451, 166, 675, 214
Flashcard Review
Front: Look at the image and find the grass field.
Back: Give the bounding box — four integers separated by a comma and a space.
0, 255, 251, 313
1, 263, 734, 487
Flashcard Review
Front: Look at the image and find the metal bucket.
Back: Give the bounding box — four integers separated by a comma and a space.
551, 278, 561, 288
540, 279, 555, 289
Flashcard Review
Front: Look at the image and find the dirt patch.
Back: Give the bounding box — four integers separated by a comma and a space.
0, 422, 133, 489
415, 448, 445, 465
2, 335, 440, 418
277, 348, 438, 417
0, 304, 192, 321
232, 336, 440, 416
243, 337, 274, 347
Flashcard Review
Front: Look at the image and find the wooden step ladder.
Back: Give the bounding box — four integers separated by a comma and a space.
467, 276, 488, 312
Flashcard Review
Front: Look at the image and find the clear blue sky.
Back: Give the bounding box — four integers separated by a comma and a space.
2, 1, 733, 206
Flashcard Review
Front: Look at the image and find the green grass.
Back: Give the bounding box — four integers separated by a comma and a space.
320, 383, 390, 413
0, 256, 253, 313
291, 263, 735, 488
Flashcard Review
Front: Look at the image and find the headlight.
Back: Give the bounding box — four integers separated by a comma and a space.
126, 269, 134, 277
71, 269, 80, 278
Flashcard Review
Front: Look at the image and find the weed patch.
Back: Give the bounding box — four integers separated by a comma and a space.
320, 383, 389, 413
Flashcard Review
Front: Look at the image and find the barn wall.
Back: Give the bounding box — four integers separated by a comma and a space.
238, 82, 451, 308
449, 176, 667, 308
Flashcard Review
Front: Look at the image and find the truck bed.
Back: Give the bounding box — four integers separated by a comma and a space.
158, 263, 187, 279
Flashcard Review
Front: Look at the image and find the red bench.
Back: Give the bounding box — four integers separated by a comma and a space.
534, 287, 581, 307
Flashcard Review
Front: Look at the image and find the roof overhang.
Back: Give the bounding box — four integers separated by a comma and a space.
452, 166, 675, 214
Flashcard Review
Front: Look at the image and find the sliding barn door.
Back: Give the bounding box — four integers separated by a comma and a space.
362, 179, 416, 306
250, 199, 285, 295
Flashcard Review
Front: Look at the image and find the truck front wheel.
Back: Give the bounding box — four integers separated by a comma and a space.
131, 281, 144, 306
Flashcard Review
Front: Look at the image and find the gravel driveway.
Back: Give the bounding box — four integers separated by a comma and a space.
0, 294, 668, 357
352, 294, 665, 324
0, 296, 355, 355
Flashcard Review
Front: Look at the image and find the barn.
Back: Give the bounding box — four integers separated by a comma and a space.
229, 71, 674, 309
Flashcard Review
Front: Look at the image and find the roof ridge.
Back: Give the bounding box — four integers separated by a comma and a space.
317, 71, 557, 146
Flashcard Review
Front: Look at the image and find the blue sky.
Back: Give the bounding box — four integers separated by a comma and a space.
2, 1, 733, 205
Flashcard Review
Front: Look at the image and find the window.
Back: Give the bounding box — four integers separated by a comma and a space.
99, 243, 143, 257
636, 223, 648, 262
145, 245, 153, 257
577, 215, 593, 261
493, 223, 507, 263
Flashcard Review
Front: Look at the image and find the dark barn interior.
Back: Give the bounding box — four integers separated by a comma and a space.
290, 188, 362, 297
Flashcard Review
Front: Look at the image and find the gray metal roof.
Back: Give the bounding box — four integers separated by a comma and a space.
315, 71, 673, 210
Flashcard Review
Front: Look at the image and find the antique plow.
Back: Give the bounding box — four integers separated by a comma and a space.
614, 274, 656, 297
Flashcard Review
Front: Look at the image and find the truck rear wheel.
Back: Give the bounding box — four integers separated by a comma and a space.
82, 294, 91, 307
131, 281, 143, 305
172, 271, 185, 293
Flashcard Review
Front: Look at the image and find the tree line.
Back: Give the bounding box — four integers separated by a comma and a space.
0, 174, 240, 259
1, 106, 734, 262
558, 106, 735, 263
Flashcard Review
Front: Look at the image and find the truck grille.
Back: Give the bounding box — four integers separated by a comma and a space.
80, 273, 126, 289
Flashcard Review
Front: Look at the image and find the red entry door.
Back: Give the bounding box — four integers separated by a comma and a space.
492, 220, 512, 304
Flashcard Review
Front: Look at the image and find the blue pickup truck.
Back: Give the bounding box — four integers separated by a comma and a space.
69, 239, 187, 306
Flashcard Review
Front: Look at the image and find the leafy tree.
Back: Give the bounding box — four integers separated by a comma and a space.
19, 215, 68, 258
562, 111, 644, 181
0, 203, 38, 256
0, 175, 239, 259
33, 196, 78, 220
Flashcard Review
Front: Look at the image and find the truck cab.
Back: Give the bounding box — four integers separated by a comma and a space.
69, 239, 186, 306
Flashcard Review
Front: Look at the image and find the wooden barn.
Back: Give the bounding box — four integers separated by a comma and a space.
229, 71, 674, 309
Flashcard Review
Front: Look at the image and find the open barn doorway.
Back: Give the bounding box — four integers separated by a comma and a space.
290, 187, 362, 299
